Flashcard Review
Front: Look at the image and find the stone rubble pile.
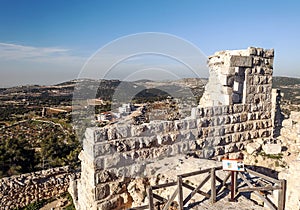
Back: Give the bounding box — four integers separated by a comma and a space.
279, 111, 300, 152
278, 111, 300, 210
0, 166, 79, 210
279, 155, 300, 210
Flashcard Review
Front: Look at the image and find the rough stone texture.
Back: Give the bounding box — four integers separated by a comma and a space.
246, 142, 261, 154
0, 166, 80, 210
279, 158, 300, 210
262, 143, 281, 154
70, 47, 275, 210
279, 111, 300, 153
277, 111, 300, 210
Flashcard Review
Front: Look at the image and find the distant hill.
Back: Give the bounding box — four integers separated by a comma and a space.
272, 76, 300, 106
273, 76, 300, 88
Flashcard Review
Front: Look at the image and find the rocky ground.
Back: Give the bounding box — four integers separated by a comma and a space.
128, 155, 270, 210
191, 197, 268, 210
128, 108, 300, 210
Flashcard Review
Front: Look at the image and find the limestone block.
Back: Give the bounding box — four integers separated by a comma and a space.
230, 56, 253, 67
202, 148, 215, 158
93, 128, 108, 142
162, 121, 175, 132
107, 127, 117, 140
264, 68, 273, 75
208, 55, 223, 65
221, 87, 233, 96
157, 134, 172, 145
104, 154, 125, 169
220, 67, 235, 75
212, 106, 222, 116
116, 125, 131, 139
224, 116, 231, 124
231, 115, 240, 123
246, 142, 261, 154
236, 142, 246, 150
204, 107, 214, 117
234, 124, 241, 133
148, 122, 163, 134
248, 47, 257, 55
259, 129, 271, 138
97, 195, 123, 210
214, 146, 225, 156
225, 144, 236, 153
95, 157, 105, 169
253, 57, 261, 66
131, 124, 148, 137
211, 137, 221, 146
282, 119, 292, 127
83, 140, 95, 157
239, 112, 247, 122
123, 138, 138, 150
264, 49, 274, 58
217, 116, 225, 125
186, 119, 197, 129
262, 143, 282, 155
95, 171, 116, 184
232, 133, 241, 142
95, 184, 110, 201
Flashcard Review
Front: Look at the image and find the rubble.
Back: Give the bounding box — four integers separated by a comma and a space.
0, 166, 80, 209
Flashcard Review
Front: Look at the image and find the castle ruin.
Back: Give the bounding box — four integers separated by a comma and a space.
69, 47, 276, 209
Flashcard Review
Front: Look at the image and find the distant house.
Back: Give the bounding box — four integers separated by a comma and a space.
96, 112, 117, 122
118, 103, 133, 115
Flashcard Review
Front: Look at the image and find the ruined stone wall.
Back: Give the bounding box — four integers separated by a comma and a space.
0, 166, 79, 210
70, 47, 275, 210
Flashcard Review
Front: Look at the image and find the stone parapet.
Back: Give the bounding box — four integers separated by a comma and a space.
71, 47, 275, 210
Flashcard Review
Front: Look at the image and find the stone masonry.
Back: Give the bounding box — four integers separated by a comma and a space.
0, 166, 80, 210
69, 47, 275, 210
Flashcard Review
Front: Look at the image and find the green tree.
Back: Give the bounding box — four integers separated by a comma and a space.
0, 137, 35, 177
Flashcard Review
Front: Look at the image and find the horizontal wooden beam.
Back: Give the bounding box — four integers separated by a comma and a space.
245, 168, 281, 184
179, 166, 222, 178
238, 186, 281, 192
152, 181, 177, 190
129, 205, 148, 210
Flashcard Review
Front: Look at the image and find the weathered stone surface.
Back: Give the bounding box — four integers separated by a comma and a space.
246, 142, 261, 154
0, 166, 79, 209
71, 47, 276, 210
262, 143, 281, 154
230, 56, 253, 67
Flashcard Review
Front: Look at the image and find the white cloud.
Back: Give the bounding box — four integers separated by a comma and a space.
0, 42, 84, 64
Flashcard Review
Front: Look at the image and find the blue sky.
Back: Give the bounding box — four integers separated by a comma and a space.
0, 0, 300, 87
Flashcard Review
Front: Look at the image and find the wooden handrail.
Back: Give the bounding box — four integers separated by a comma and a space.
244, 168, 281, 184
133, 166, 286, 210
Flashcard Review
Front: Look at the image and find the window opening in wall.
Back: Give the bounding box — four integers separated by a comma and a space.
233, 67, 245, 104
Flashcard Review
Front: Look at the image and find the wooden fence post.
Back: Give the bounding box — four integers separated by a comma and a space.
211, 167, 216, 203
278, 179, 286, 210
147, 187, 154, 210
178, 175, 183, 210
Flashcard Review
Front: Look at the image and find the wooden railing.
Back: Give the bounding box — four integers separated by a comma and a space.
129, 166, 286, 210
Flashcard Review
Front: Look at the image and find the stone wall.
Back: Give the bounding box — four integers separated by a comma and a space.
278, 111, 300, 210
0, 166, 79, 210
70, 47, 275, 210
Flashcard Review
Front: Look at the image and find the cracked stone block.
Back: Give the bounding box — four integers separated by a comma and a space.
230, 56, 253, 67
